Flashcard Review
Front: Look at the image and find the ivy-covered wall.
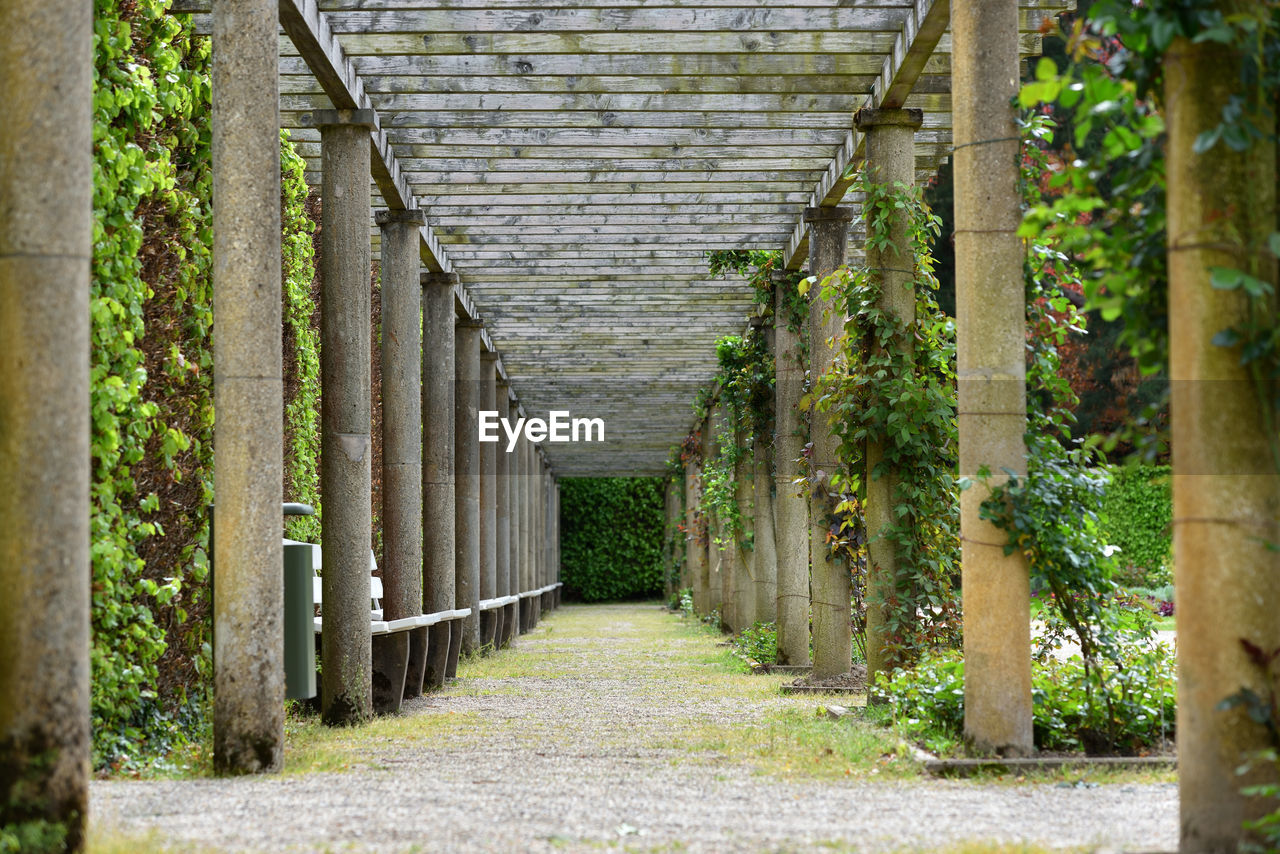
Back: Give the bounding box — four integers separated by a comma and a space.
559, 478, 665, 602
90, 0, 323, 767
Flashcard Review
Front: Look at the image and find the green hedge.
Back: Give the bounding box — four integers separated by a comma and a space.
1098, 465, 1172, 579
560, 478, 665, 602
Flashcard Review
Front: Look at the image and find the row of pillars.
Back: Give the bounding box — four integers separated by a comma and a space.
674, 106, 932, 679
244, 107, 564, 745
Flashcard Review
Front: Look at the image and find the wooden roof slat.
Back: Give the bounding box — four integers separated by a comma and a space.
177, 0, 1073, 474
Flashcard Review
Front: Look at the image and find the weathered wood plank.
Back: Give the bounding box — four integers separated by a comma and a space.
334, 52, 901, 77
365, 109, 953, 131
280, 87, 954, 113
282, 71, 886, 95
277, 0, 456, 275
316, 31, 903, 55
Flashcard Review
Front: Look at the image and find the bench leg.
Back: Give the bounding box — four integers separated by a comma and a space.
445, 618, 462, 679
479, 610, 497, 650
372, 632, 410, 714
403, 626, 429, 700
501, 602, 517, 646
424, 622, 450, 691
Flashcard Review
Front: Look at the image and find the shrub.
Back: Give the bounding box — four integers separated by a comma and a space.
1098, 465, 1172, 583
874, 640, 1177, 754
733, 622, 778, 665
559, 477, 665, 601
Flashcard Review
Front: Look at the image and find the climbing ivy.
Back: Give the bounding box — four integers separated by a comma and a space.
86, 0, 323, 769
90, 0, 214, 766
809, 170, 961, 664
280, 133, 323, 544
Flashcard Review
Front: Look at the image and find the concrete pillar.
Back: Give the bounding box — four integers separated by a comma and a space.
734, 421, 757, 630
536, 451, 545, 614
952, 0, 1033, 755
421, 272, 457, 688
1163, 16, 1280, 849
855, 107, 923, 684
496, 382, 516, 644
454, 319, 482, 655
524, 438, 537, 627
684, 452, 706, 611
752, 434, 778, 628
315, 109, 375, 727
509, 402, 524, 632
479, 350, 499, 648
552, 478, 561, 607
805, 205, 854, 678
0, 0, 92, 838
534, 452, 545, 621
663, 478, 677, 603
517, 433, 531, 629
376, 209, 427, 700
701, 413, 721, 618
543, 459, 554, 611
774, 273, 810, 666
210, 0, 286, 770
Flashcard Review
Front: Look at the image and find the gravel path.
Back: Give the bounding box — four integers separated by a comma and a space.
92, 603, 1177, 853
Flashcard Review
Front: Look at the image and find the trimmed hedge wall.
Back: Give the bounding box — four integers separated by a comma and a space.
1098, 464, 1172, 578
560, 477, 665, 602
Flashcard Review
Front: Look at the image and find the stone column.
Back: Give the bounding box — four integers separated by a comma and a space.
684, 450, 704, 613
496, 381, 516, 644
421, 272, 457, 688
700, 413, 720, 618
534, 452, 545, 621
454, 319, 483, 655
518, 432, 532, 630
855, 107, 923, 685
805, 205, 854, 679
952, 0, 1033, 755
479, 350, 499, 649
377, 209, 426, 701
1164, 15, 1280, 849
774, 273, 810, 666
524, 438, 537, 627
752, 443, 778, 633
662, 478, 677, 603
0, 0, 92, 837
543, 459, 554, 611
316, 109, 375, 727
509, 403, 524, 632
734, 421, 757, 630
553, 479, 562, 607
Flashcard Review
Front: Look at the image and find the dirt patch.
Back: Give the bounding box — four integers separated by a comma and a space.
789, 663, 867, 691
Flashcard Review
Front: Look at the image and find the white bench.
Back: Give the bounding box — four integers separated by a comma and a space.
285, 539, 472, 634
284, 538, 471, 712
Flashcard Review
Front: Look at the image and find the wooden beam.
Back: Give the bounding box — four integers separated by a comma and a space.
277, 0, 455, 274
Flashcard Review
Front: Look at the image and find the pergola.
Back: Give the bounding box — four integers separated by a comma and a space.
179, 0, 1069, 476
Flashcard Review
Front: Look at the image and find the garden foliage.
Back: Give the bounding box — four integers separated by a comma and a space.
559, 478, 665, 602
88, 0, 322, 768
874, 644, 1176, 754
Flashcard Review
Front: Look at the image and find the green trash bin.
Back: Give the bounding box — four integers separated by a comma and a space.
209, 502, 318, 700
282, 502, 316, 701
283, 542, 316, 700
